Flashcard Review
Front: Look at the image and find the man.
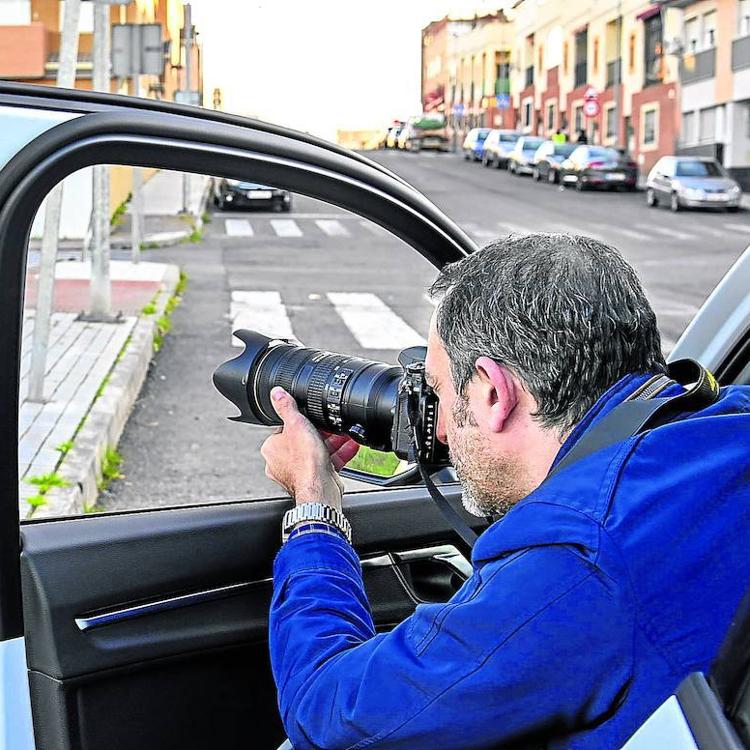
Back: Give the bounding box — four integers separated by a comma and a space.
552, 128, 566, 144
262, 234, 750, 749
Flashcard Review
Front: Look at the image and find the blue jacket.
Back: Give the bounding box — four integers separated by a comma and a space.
270, 373, 750, 749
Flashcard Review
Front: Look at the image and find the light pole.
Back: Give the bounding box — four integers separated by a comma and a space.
613, 0, 623, 147
181, 2, 193, 216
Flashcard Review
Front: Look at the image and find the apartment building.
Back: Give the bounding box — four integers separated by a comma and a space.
661, 0, 750, 189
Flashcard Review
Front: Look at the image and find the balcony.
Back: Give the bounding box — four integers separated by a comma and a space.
732, 35, 750, 71
681, 47, 716, 84
606, 59, 621, 88
524, 65, 534, 89
574, 60, 587, 88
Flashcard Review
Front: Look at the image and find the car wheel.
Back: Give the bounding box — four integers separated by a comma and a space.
670, 192, 681, 212
532, 168, 541, 182
273, 201, 284, 213
508, 162, 515, 174
482, 155, 489, 167
548, 169, 557, 184
463, 153, 470, 161
727, 206, 739, 213
646, 188, 658, 207
576, 178, 585, 192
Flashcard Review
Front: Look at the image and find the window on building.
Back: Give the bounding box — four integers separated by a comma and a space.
703, 11, 717, 48
538, 44, 544, 72
741, 0, 750, 37
699, 106, 717, 143
643, 107, 658, 146
605, 105, 617, 140
547, 101, 555, 130
682, 110, 696, 144
628, 33, 636, 72
574, 104, 584, 132
685, 17, 699, 53
523, 99, 533, 128
563, 40, 569, 74
643, 13, 663, 87
574, 28, 588, 87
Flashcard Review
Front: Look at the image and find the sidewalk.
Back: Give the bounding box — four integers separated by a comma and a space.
19, 260, 179, 519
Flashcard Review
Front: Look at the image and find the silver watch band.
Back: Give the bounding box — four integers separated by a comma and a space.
282, 502, 352, 543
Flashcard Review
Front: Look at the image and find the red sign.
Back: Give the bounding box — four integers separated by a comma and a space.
584, 86, 599, 102
583, 99, 600, 118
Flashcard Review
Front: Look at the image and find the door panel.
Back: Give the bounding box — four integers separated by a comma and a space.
20, 487, 478, 748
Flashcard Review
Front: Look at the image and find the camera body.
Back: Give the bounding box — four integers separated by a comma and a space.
213, 331, 450, 470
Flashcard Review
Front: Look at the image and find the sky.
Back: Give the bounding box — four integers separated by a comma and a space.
189, 0, 502, 141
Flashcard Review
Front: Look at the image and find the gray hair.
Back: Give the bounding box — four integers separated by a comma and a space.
430, 233, 666, 433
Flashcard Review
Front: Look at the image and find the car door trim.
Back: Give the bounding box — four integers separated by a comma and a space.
74, 579, 273, 632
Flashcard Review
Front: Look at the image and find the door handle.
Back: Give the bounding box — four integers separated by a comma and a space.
361, 544, 472, 579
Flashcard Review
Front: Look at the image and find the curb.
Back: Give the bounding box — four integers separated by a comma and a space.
34, 265, 180, 518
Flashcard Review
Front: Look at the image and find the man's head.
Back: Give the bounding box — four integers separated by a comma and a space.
425, 233, 666, 517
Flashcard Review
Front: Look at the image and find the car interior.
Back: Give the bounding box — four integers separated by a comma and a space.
1, 84, 749, 750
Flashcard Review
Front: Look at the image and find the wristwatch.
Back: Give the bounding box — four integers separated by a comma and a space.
282, 502, 352, 544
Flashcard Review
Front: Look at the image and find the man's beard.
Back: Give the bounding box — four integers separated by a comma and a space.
449, 396, 528, 518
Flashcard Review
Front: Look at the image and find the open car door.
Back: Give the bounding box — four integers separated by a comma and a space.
0, 83, 483, 750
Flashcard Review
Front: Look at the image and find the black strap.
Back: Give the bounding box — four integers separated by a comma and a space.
547, 359, 719, 480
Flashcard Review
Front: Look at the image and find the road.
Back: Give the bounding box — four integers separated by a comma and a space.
101, 152, 750, 511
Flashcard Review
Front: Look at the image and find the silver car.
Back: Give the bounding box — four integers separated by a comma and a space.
646, 156, 743, 213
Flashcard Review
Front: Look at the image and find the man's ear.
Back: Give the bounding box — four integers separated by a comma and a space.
474, 356, 518, 433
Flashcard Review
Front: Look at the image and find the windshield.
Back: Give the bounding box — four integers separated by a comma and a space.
675, 160, 725, 177
523, 138, 544, 150
554, 144, 577, 156
500, 133, 520, 142
476, 129, 491, 140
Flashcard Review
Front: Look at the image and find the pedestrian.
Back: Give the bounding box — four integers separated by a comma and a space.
552, 128, 566, 144
261, 234, 750, 750
576, 128, 588, 144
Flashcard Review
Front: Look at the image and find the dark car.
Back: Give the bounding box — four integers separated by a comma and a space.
462, 128, 491, 161
213, 179, 292, 211
507, 136, 546, 175
531, 141, 577, 184
560, 145, 638, 191
646, 156, 742, 212
481, 129, 521, 168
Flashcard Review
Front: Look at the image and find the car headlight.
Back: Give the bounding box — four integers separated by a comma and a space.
681, 187, 705, 200
729, 184, 741, 195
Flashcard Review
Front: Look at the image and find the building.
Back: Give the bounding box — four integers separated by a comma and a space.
659, 0, 750, 189
421, 12, 514, 146
508, 0, 681, 175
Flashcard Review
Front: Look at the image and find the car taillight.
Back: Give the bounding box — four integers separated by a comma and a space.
588, 160, 606, 168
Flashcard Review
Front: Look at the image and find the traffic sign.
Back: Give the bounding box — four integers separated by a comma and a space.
496, 93, 511, 110
583, 99, 600, 118
584, 86, 599, 102
453, 103, 465, 115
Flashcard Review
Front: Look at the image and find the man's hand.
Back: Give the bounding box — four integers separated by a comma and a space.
261, 387, 360, 509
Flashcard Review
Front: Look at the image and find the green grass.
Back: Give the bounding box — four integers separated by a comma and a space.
141, 301, 157, 315
201, 211, 212, 224
152, 272, 187, 352
27, 494, 47, 508
98, 448, 123, 491
26, 472, 70, 492
346, 446, 401, 477
56, 440, 74, 456
110, 194, 131, 227
185, 227, 203, 243
176, 270, 188, 296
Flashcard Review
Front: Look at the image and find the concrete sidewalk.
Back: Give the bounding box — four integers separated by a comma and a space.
19, 260, 179, 519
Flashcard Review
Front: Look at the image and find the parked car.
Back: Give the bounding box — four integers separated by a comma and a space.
213, 178, 292, 212
385, 123, 404, 149
462, 127, 491, 161
2, 83, 750, 750
396, 124, 413, 150
559, 145, 638, 191
403, 113, 450, 152
646, 156, 743, 212
531, 141, 578, 184
481, 129, 521, 168
507, 136, 546, 175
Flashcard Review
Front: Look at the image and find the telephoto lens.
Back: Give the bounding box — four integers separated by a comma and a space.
213, 330, 403, 453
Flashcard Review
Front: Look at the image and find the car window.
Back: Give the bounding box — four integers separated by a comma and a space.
554, 144, 577, 156
18, 166, 438, 519
675, 160, 725, 177
522, 138, 544, 150
500, 133, 520, 142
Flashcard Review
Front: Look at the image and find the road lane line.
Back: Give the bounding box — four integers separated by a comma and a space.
726, 223, 750, 234
327, 293, 426, 349
316, 219, 350, 237
610, 226, 650, 242
224, 219, 253, 237
649, 225, 693, 241
271, 219, 303, 237
463, 222, 498, 239
549, 223, 606, 242
230, 291, 295, 346
496, 221, 530, 235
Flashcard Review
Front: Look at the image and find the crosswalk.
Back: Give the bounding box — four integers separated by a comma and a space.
220, 215, 749, 245
230, 290, 426, 350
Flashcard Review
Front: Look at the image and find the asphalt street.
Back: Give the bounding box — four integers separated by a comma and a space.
101, 152, 750, 511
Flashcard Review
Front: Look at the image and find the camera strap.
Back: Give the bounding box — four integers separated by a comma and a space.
414, 359, 719, 556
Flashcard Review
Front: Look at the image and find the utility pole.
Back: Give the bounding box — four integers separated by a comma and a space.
614, 0, 623, 147
89, 0, 113, 317
28, 0, 82, 403
181, 2, 193, 215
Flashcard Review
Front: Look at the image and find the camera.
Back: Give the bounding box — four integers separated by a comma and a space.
213, 330, 449, 468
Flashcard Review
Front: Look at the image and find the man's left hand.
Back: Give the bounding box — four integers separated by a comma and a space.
260, 387, 360, 509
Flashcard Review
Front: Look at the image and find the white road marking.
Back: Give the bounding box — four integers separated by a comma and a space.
224, 219, 254, 237
327, 293, 426, 349
271, 219, 303, 237
549, 223, 606, 242
648, 225, 693, 242
496, 221, 530, 235
463, 222, 497, 239
611, 226, 650, 242
230, 291, 295, 346
726, 223, 750, 233
360, 220, 387, 235
316, 219, 350, 237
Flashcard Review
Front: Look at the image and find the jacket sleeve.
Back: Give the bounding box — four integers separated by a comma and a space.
270, 532, 633, 750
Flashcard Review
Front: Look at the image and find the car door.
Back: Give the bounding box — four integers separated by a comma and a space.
0, 83, 482, 750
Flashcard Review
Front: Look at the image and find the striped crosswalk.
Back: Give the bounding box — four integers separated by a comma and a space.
229, 290, 425, 351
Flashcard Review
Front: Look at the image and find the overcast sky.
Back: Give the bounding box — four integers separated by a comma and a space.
189, 0, 501, 141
